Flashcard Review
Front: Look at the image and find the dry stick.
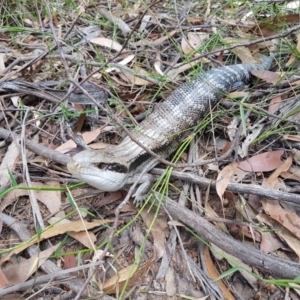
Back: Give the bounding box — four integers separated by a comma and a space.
20, 110, 45, 230
0, 81, 63, 103
162, 198, 300, 279
0, 255, 104, 297
0, 127, 70, 165
151, 168, 300, 205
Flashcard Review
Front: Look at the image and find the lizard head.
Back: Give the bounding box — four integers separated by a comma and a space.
67, 149, 129, 191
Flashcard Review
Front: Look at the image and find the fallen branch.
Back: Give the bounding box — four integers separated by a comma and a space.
0, 127, 70, 166
162, 196, 300, 279
151, 168, 300, 205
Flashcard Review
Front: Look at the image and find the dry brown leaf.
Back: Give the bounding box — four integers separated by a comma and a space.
64, 248, 77, 275
261, 157, 300, 240
187, 16, 205, 24
217, 16, 256, 27
230, 225, 261, 242
216, 163, 238, 200
140, 208, 169, 259
286, 33, 300, 66
250, 70, 280, 84
265, 156, 292, 187
292, 149, 300, 165
227, 91, 250, 98
0, 53, 5, 73
118, 66, 152, 86
69, 230, 96, 249
102, 261, 153, 294
89, 142, 111, 150
248, 194, 262, 211
108, 74, 133, 86
152, 29, 177, 45
0, 268, 9, 288
219, 140, 231, 155
10, 96, 20, 107
105, 54, 135, 73
283, 135, 300, 143
252, 14, 300, 37
56, 127, 114, 153
224, 37, 258, 63
154, 50, 164, 76
0, 140, 20, 190
48, 217, 96, 248
259, 230, 286, 254
166, 56, 210, 80
232, 46, 256, 64
281, 163, 300, 180
181, 32, 209, 54
165, 266, 176, 296
291, 79, 300, 86
204, 201, 228, 232
280, 171, 300, 181
94, 191, 124, 208
230, 167, 248, 183
139, 14, 151, 33
268, 95, 282, 114
90, 37, 123, 52
55, 128, 103, 152
258, 213, 300, 260
238, 150, 284, 172
168, 220, 184, 226
203, 246, 235, 300
1, 182, 61, 214
0, 219, 113, 263
78, 129, 105, 145
2, 244, 59, 285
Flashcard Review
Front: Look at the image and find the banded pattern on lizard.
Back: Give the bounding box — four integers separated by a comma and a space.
67, 55, 275, 204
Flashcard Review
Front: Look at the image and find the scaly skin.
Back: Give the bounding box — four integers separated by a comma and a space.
67, 55, 274, 201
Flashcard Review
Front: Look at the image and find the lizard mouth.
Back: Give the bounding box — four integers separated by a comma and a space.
67, 159, 128, 192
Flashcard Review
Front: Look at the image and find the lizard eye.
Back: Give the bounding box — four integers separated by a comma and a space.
95, 163, 128, 173
110, 164, 128, 173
